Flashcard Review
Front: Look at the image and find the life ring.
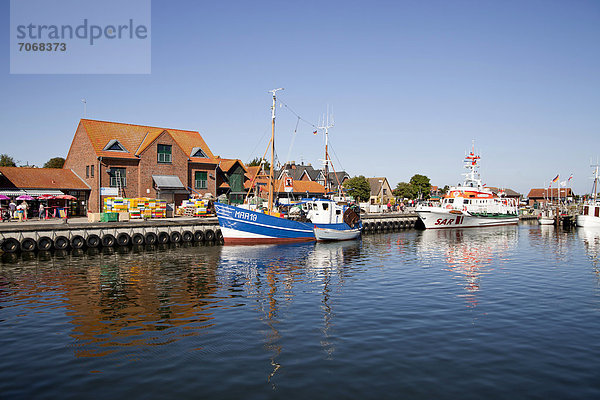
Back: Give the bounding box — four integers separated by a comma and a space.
446, 204, 452, 209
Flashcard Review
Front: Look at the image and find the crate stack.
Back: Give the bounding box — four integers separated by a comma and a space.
103, 197, 167, 218
128, 198, 142, 219
103, 197, 129, 213
178, 198, 210, 217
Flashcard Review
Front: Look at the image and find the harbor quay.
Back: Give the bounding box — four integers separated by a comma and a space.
0, 212, 420, 254
0, 217, 222, 254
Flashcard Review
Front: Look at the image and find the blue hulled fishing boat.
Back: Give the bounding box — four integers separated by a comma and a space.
215, 89, 361, 244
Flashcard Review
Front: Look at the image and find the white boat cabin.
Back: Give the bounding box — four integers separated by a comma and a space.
302, 199, 345, 224
582, 203, 600, 218
441, 191, 518, 215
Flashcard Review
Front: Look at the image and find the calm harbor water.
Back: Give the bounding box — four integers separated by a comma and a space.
1, 224, 600, 399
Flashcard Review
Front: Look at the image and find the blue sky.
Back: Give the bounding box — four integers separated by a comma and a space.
2, 0, 599, 195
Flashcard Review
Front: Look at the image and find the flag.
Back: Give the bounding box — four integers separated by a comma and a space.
313, 130, 317, 135
567, 174, 573, 182
551, 175, 559, 183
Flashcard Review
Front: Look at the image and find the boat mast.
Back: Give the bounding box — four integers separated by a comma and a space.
318, 110, 334, 195
592, 159, 599, 203
268, 88, 284, 213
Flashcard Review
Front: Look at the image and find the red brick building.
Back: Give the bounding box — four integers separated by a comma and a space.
64, 119, 218, 212
527, 188, 573, 207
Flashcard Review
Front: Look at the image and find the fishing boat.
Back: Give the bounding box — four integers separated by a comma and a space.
215, 89, 361, 244
538, 209, 556, 225
576, 161, 600, 228
415, 143, 519, 229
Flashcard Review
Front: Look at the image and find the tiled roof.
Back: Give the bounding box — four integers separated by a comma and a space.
216, 158, 248, 173
245, 166, 268, 188
487, 187, 521, 197
367, 177, 387, 195
0, 167, 90, 190
282, 179, 326, 194
277, 164, 317, 181
527, 188, 573, 198
244, 174, 326, 194
78, 119, 216, 163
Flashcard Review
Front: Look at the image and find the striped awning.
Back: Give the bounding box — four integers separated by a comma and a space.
24, 189, 64, 196
0, 189, 26, 196
0, 189, 65, 197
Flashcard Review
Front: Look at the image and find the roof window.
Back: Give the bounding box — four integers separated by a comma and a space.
191, 147, 208, 158
103, 139, 127, 152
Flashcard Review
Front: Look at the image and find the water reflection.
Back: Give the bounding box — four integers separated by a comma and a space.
578, 227, 600, 277
417, 227, 518, 307
0, 243, 224, 361
217, 241, 362, 385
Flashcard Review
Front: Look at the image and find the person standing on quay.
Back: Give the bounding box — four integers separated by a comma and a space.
39, 203, 45, 220
21, 201, 28, 221
9, 200, 16, 218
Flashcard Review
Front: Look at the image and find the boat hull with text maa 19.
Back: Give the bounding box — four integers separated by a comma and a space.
215, 203, 315, 244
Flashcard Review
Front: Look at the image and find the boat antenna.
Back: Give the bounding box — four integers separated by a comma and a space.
317, 106, 334, 194
267, 88, 284, 213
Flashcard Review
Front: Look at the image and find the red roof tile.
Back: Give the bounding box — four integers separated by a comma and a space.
527, 188, 573, 198
79, 119, 217, 163
216, 157, 248, 173
0, 167, 90, 190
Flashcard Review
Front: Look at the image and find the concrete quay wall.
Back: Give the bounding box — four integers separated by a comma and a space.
0, 213, 420, 253
0, 217, 222, 253
361, 212, 419, 233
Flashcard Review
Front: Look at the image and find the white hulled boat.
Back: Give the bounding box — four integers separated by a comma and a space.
538, 209, 556, 225
576, 162, 600, 228
416, 144, 519, 229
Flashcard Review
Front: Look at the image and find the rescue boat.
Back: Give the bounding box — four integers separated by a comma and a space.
416, 144, 519, 229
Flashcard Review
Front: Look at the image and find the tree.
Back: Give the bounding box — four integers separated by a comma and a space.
343, 175, 370, 202
441, 185, 450, 195
247, 157, 270, 169
409, 174, 431, 200
393, 182, 416, 199
43, 157, 65, 169
0, 154, 17, 167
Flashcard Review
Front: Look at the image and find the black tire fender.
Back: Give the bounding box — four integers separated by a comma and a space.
37, 236, 53, 251
145, 232, 158, 245
20, 238, 37, 252
193, 230, 204, 242
102, 234, 116, 247
86, 234, 101, 248
54, 236, 70, 250
132, 233, 145, 245
116, 233, 131, 246
70, 235, 85, 249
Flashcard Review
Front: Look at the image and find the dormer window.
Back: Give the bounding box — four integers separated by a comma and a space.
191, 147, 208, 158
157, 144, 172, 163
103, 139, 127, 152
